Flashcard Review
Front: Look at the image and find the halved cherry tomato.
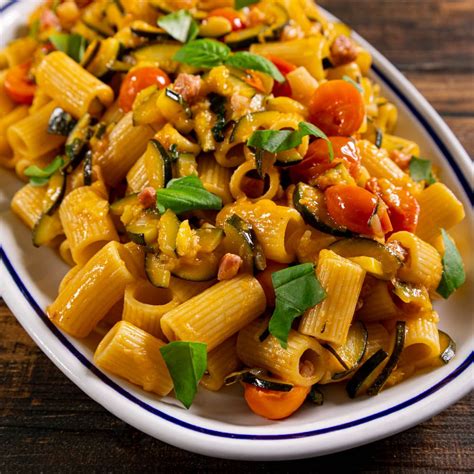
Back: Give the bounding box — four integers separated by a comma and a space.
266, 55, 297, 98
4, 61, 37, 105
256, 260, 288, 307
325, 184, 392, 237
243, 71, 266, 93
366, 178, 419, 233
243, 384, 310, 420
208, 8, 244, 31
309, 80, 365, 136
118, 67, 170, 112
290, 136, 361, 184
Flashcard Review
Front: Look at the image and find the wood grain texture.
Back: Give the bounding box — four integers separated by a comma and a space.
1, 0, 473, 471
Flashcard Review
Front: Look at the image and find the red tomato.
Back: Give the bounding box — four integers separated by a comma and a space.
4, 61, 37, 105
325, 184, 392, 237
290, 136, 361, 183
244, 384, 310, 420
208, 8, 244, 31
266, 55, 297, 97
308, 80, 365, 136
366, 178, 420, 233
118, 67, 170, 112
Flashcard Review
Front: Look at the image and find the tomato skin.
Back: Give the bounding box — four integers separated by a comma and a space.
290, 136, 361, 183
366, 178, 420, 233
325, 184, 392, 236
118, 67, 170, 112
4, 61, 37, 105
266, 55, 297, 98
243, 384, 310, 420
208, 8, 244, 31
308, 80, 365, 136
256, 261, 288, 307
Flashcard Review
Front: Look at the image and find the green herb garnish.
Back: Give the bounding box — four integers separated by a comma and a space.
159, 341, 207, 409
157, 10, 199, 43
409, 156, 436, 185
173, 39, 284, 83
247, 121, 334, 161
436, 229, 465, 298
269, 263, 326, 348
24, 156, 64, 187
48, 33, 87, 63
156, 175, 222, 215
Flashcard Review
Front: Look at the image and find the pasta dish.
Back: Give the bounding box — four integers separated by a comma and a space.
0, 0, 466, 420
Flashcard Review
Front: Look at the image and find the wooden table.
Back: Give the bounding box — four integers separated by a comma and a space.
1, 0, 472, 471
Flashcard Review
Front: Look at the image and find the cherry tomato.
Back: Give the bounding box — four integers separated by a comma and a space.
208, 8, 244, 31
325, 184, 392, 237
243, 384, 310, 420
266, 55, 297, 98
118, 67, 170, 112
290, 136, 361, 184
4, 61, 37, 105
256, 261, 288, 307
308, 80, 365, 136
366, 178, 419, 233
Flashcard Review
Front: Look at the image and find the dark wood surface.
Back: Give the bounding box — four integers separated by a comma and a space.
1, 0, 473, 471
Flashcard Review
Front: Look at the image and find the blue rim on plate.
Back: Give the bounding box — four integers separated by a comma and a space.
0, 0, 472, 442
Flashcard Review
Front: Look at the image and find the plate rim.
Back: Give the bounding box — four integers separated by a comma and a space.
0, 0, 472, 460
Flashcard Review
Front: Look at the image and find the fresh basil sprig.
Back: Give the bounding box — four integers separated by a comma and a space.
247, 121, 334, 161
173, 39, 284, 83
24, 156, 64, 187
436, 229, 465, 299
157, 10, 199, 43
235, 0, 259, 8
160, 341, 207, 409
269, 263, 326, 348
342, 75, 363, 93
156, 175, 222, 214
409, 156, 436, 185
48, 33, 87, 63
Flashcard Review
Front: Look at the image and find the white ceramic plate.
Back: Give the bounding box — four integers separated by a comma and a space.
0, 0, 472, 461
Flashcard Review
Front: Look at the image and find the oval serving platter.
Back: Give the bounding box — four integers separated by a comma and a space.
0, 0, 472, 461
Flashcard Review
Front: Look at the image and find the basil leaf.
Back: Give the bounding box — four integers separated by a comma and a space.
25, 156, 64, 186
235, 0, 259, 8
173, 39, 230, 68
49, 33, 87, 63
436, 229, 465, 299
156, 175, 223, 214
159, 341, 207, 409
157, 10, 199, 43
409, 156, 436, 185
225, 52, 284, 83
342, 75, 363, 93
269, 263, 326, 348
247, 121, 334, 161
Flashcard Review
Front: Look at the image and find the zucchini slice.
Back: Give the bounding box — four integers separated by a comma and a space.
223, 214, 266, 272
126, 224, 158, 247
132, 44, 181, 73
329, 238, 402, 280
438, 330, 456, 365
224, 369, 293, 392
196, 227, 224, 253
32, 213, 63, 247
367, 321, 406, 395
132, 85, 162, 126
144, 139, 173, 189
145, 253, 171, 288
224, 25, 267, 49
346, 348, 388, 399
293, 182, 353, 237
230, 111, 285, 143
47, 107, 76, 136
130, 21, 171, 41
43, 171, 67, 216
158, 209, 180, 257
83, 150, 93, 186
149, 0, 175, 13
324, 321, 368, 380
82, 38, 122, 78
165, 89, 193, 119
307, 385, 324, 405
171, 253, 219, 281
64, 113, 92, 171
